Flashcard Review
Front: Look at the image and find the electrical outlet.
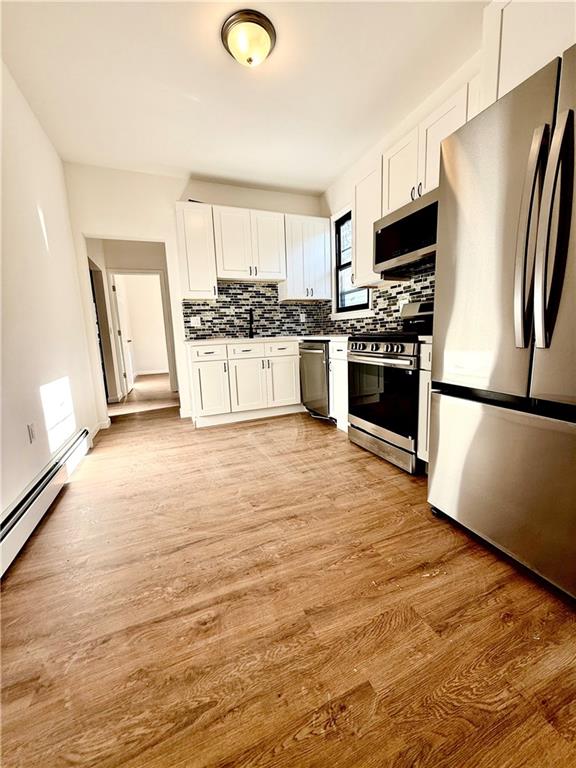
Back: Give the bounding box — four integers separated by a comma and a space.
299, 312, 306, 322
189, 316, 202, 328
27, 423, 36, 444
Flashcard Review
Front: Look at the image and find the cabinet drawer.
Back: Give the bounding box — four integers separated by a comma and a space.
189, 344, 227, 361
227, 342, 266, 359
266, 341, 299, 357
329, 341, 348, 360
420, 344, 432, 372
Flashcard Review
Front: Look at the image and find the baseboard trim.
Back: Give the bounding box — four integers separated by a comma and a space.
195, 404, 306, 428
1, 429, 91, 577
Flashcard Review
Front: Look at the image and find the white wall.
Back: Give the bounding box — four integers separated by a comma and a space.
182, 177, 327, 216
117, 274, 169, 375
1, 67, 100, 512
64, 163, 191, 416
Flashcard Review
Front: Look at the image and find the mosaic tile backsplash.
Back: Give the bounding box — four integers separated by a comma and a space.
183, 264, 435, 340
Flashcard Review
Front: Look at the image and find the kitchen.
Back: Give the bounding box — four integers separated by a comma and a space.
2, 3, 575, 767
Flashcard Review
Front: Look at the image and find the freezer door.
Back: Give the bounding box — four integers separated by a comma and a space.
531, 45, 576, 406
433, 59, 560, 396
428, 393, 576, 598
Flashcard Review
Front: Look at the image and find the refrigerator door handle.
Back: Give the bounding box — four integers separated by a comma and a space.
514, 123, 550, 348
534, 109, 574, 348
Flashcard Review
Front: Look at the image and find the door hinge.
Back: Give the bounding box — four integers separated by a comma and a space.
117, 329, 122, 337
123, 372, 127, 378
112, 284, 117, 292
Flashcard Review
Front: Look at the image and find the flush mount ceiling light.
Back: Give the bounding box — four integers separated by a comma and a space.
221, 9, 276, 68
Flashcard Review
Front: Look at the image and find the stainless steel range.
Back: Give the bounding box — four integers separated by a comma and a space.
347, 302, 432, 473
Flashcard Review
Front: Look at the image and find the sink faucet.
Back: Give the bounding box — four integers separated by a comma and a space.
248, 308, 254, 338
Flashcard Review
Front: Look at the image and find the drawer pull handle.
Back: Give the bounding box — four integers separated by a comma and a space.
277, 346, 287, 350
241, 348, 252, 352
203, 351, 215, 355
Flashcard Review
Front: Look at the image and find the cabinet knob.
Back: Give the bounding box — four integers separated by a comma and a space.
418, 182, 423, 197
410, 186, 416, 201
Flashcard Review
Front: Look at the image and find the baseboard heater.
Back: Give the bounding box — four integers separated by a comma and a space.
1, 428, 89, 577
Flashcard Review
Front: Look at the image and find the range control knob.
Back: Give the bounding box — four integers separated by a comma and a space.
370, 343, 379, 352
396, 343, 404, 353
384, 343, 391, 353
357, 342, 366, 351
351, 342, 357, 351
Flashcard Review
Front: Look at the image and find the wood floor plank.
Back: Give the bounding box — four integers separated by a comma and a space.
1, 408, 575, 767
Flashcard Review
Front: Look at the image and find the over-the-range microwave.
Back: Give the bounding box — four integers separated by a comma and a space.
373, 188, 438, 280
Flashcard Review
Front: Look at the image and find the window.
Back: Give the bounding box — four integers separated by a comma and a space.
334, 212, 369, 312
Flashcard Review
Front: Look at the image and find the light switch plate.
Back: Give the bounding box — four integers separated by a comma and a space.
189, 317, 202, 328
299, 313, 306, 322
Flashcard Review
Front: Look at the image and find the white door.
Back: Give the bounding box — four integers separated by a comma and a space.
354, 165, 382, 288
176, 202, 218, 300
192, 360, 231, 416
266, 356, 300, 407
382, 127, 419, 214
331, 358, 348, 432
213, 206, 253, 279
303, 217, 331, 299
250, 210, 286, 280
280, 215, 306, 300
111, 276, 135, 394
229, 358, 268, 411
417, 85, 468, 194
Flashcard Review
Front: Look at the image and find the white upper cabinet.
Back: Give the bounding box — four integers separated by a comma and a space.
417, 84, 468, 194
266, 356, 300, 407
381, 85, 469, 213
499, 2, 576, 98
279, 215, 331, 300
250, 209, 286, 280
353, 164, 382, 288
213, 205, 253, 279
214, 205, 286, 282
303, 217, 331, 299
382, 127, 419, 215
176, 202, 218, 300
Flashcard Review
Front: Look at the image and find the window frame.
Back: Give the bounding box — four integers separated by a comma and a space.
332, 209, 372, 316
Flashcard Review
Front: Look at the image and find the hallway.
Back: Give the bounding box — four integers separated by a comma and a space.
2, 408, 575, 767
107, 373, 179, 417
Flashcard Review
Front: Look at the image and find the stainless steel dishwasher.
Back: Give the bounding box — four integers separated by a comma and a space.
299, 340, 330, 418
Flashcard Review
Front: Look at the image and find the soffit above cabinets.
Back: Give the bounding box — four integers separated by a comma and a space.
3, 2, 484, 191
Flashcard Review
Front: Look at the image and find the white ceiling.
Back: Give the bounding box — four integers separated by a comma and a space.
3, 2, 485, 193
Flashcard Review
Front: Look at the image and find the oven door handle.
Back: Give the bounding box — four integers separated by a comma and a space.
347, 353, 416, 369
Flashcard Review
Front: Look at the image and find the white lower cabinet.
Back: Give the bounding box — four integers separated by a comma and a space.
329, 358, 348, 432
192, 360, 231, 416
266, 356, 300, 407
417, 369, 432, 462
229, 358, 268, 412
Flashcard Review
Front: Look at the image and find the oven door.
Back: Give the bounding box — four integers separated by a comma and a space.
348, 353, 419, 451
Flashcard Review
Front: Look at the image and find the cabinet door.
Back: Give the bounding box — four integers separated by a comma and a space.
417, 369, 431, 462
331, 358, 348, 432
266, 356, 300, 407
418, 85, 468, 194
176, 203, 218, 300
382, 127, 419, 214
229, 358, 268, 411
192, 361, 231, 416
213, 206, 253, 279
499, 2, 575, 98
250, 210, 286, 280
303, 217, 331, 299
280, 215, 306, 300
354, 165, 382, 288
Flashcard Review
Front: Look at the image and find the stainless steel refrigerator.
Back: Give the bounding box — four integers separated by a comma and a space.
429, 45, 576, 598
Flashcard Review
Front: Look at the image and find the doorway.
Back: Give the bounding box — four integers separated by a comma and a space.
108, 273, 179, 416
85, 238, 180, 418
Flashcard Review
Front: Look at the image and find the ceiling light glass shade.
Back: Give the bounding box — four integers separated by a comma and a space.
221, 10, 276, 68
